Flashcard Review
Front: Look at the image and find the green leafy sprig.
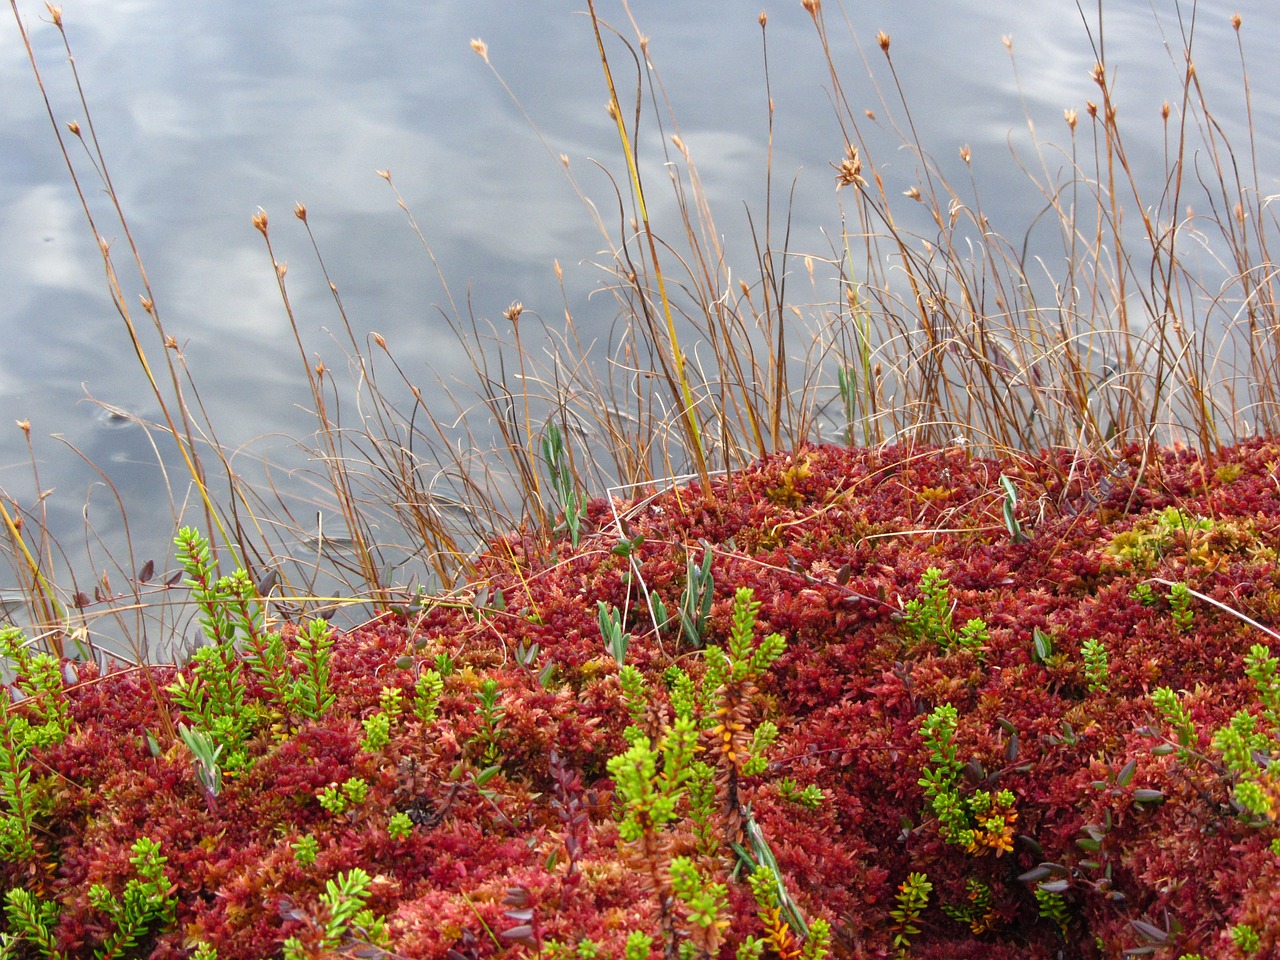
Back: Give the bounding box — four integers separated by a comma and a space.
282, 868, 387, 960
901, 568, 987, 651
0, 628, 70, 749
889, 872, 932, 959
471, 678, 506, 767
3, 885, 60, 957
87, 836, 175, 960
289, 618, 336, 721
413, 668, 444, 724
1081, 638, 1109, 693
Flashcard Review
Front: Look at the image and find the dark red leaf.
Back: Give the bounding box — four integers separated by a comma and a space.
500, 925, 536, 947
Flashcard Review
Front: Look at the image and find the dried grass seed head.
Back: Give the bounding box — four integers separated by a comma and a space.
835, 144, 866, 189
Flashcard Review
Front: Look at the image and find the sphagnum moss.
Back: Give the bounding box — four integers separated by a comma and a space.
3, 443, 1279, 954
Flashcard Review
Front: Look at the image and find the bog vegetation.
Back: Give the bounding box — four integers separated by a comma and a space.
2, 1, 1279, 958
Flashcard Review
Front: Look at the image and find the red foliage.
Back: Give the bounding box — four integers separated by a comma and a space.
4, 441, 1280, 958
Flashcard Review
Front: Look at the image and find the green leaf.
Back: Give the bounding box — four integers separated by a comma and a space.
1115, 758, 1137, 787
1032, 627, 1054, 664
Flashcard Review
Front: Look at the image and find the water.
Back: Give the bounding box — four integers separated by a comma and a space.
2, 0, 1277, 630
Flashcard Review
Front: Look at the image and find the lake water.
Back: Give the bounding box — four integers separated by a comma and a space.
2, 0, 1278, 635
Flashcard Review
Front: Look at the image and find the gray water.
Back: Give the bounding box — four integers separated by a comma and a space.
2, 0, 1278, 630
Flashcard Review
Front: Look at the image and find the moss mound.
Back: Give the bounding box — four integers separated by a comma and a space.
4, 440, 1280, 958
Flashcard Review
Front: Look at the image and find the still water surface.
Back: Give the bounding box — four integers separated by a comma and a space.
1, 1, 1277, 616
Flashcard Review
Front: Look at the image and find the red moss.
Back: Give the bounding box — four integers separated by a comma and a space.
5, 442, 1280, 957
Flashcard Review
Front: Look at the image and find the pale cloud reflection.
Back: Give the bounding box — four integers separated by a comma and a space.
2, 0, 1279, 558
0, 185, 101, 301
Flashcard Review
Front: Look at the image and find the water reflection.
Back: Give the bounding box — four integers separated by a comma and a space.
1, 0, 1277, 624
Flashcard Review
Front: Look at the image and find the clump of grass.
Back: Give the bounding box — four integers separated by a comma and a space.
6, 1, 1279, 652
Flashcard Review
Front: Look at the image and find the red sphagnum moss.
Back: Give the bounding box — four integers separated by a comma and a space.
4, 441, 1280, 958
